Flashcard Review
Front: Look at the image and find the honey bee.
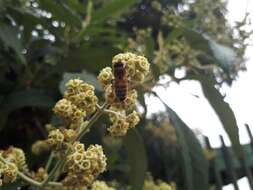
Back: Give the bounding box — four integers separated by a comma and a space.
113, 61, 128, 102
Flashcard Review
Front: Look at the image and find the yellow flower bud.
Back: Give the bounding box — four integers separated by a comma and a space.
112, 52, 150, 80
53, 99, 74, 120
65, 142, 107, 188
108, 118, 129, 137
91, 180, 115, 190
97, 67, 113, 88
31, 140, 50, 155
47, 129, 64, 147
3, 163, 18, 184
126, 111, 140, 128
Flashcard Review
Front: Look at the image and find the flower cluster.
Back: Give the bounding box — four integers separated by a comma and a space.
112, 52, 150, 82
108, 108, 140, 137
0, 147, 26, 186
91, 180, 115, 190
0, 53, 150, 189
53, 79, 98, 129
154, 36, 201, 74
46, 128, 76, 157
97, 52, 149, 136
1, 147, 27, 172
32, 167, 48, 182
0, 161, 18, 186
64, 142, 107, 188
144, 174, 176, 190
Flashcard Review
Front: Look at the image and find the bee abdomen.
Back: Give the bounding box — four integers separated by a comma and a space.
114, 82, 127, 101
113, 63, 125, 79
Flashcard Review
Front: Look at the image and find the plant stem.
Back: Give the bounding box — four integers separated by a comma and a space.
45, 152, 54, 171
104, 108, 126, 119
77, 102, 108, 140
73, 0, 93, 42
41, 158, 64, 187
0, 155, 62, 187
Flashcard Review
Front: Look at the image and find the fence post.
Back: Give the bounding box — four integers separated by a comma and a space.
244, 124, 253, 189
204, 136, 223, 190
220, 135, 239, 190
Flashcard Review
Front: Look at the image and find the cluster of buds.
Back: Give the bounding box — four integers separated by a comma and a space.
53, 79, 98, 129
0, 161, 18, 186
90, 180, 115, 190
107, 108, 140, 137
0, 147, 27, 172
64, 142, 106, 188
31, 167, 48, 182
154, 37, 200, 73
0, 147, 26, 186
144, 174, 176, 190
46, 128, 76, 156
161, 7, 183, 28
98, 52, 150, 136
127, 28, 152, 55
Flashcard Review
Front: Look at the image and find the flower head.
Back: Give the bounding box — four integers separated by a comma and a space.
64, 142, 107, 188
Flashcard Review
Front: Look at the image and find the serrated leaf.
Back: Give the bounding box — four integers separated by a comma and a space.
123, 129, 147, 190
59, 70, 103, 95
199, 75, 242, 158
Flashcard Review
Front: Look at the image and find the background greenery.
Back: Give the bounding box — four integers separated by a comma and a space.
0, 0, 251, 189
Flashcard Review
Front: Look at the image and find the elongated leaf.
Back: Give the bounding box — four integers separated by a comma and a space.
153, 93, 209, 190
199, 76, 242, 158
183, 29, 237, 69
1, 180, 24, 190
92, 0, 140, 24
59, 70, 103, 95
38, 0, 82, 26
168, 108, 208, 190
124, 129, 147, 190
0, 23, 25, 63
0, 89, 55, 130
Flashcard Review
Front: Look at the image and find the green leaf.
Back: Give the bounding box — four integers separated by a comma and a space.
0, 23, 25, 64
153, 93, 209, 190
38, 0, 82, 26
199, 75, 243, 158
183, 30, 237, 72
59, 70, 103, 95
0, 89, 55, 130
124, 129, 147, 190
92, 0, 140, 24
168, 108, 208, 190
0, 180, 24, 190
208, 39, 237, 70
183, 29, 212, 53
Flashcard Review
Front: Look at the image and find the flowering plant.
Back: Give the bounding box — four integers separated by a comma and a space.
0, 53, 150, 189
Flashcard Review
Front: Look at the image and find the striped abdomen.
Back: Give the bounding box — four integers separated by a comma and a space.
113, 62, 128, 102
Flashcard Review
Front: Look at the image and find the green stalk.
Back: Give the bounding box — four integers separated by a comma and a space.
45, 152, 54, 171
0, 155, 62, 187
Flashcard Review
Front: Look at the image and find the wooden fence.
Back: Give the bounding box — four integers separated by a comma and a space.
205, 124, 253, 189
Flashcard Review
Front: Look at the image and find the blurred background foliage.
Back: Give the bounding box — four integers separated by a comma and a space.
0, 0, 252, 189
